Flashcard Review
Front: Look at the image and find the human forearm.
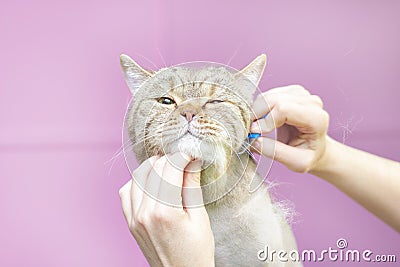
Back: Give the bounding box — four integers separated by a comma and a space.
310, 136, 400, 232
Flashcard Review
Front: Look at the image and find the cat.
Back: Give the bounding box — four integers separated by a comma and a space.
120, 54, 302, 266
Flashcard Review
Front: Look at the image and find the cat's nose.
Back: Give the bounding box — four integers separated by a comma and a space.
181, 109, 197, 122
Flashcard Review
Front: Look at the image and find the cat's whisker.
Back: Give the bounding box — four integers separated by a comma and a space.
111, 132, 164, 166
105, 144, 125, 164
226, 42, 243, 66
104, 137, 139, 168
239, 142, 259, 159
105, 136, 149, 175
156, 47, 168, 68
129, 132, 163, 147
220, 135, 258, 159
132, 51, 160, 71
218, 139, 251, 183
104, 146, 125, 175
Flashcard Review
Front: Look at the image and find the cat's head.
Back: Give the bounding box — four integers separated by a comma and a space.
120, 55, 266, 170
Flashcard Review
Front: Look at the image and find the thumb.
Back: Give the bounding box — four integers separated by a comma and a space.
182, 160, 207, 218
253, 137, 314, 173
183, 159, 202, 187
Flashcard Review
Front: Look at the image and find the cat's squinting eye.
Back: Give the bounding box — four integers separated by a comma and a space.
207, 99, 224, 104
157, 97, 176, 105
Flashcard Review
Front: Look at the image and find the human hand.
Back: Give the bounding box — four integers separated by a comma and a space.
250, 85, 330, 173
119, 153, 215, 267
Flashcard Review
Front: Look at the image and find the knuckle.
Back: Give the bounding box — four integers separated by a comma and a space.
258, 92, 268, 100
293, 84, 305, 90
151, 209, 173, 224
320, 110, 330, 127
274, 101, 287, 114
258, 93, 276, 109
293, 159, 313, 173
128, 218, 137, 230
310, 109, 329, 132
311, 95, 323, 107
131, 171, 139, 180
260, 92, 272, 102
118, 181, 131, 198
135, 211, 149, 227
263, 96, 274, 107
135, 208, 174, 227
291, 84, 309, 94
118, 187, 124, 198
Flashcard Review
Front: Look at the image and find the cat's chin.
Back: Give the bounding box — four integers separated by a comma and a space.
165, 134, 219, 164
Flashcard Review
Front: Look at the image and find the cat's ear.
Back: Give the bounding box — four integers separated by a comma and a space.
238, 54, 266, 87
120, 54, 153, 95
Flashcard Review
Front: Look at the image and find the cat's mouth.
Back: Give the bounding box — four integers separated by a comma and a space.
161, 124, 216, 162
177, 124, 206, 141
187, 129, 204, 140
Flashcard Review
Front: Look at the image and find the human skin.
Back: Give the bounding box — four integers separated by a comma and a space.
119, 153, 215, 267
251, 84, 400, 233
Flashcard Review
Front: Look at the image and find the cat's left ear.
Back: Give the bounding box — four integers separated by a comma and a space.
235, 54, 267, 96
120, 54, 153, 95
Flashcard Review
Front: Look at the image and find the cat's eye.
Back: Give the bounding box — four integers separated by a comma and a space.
207, 99, 224, 104
157, 97, 176, 105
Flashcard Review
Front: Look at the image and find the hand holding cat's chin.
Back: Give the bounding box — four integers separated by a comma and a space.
119, 153, 215, 267
167, 145, 196, 161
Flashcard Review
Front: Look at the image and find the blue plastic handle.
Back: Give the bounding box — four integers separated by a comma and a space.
248, 133, 261, 139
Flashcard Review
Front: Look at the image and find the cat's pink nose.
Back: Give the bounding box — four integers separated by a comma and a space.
181, 109, 197, 122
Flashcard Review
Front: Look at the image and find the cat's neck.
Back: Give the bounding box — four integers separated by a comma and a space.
200, 152, 259, 206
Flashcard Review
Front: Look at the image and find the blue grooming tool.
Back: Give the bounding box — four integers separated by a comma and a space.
248, 133, 261, 139
248, 114, 268, 139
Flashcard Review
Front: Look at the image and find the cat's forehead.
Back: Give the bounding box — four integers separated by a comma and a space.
148, 66, 236, 99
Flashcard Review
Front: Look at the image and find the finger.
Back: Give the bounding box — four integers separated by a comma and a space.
140, 156, 168, 209
251, 93, 318, 121
119, 180, 133, 224
182, 159, 202, 188
251, 93, 274, 121
264, 84, 310, 96
131, 156, 159, 214
254, 103, 328, 134
157, 152, 192, 208
162, 152, 192, 186
182, 160, 207, 218
253, 137, 315, 173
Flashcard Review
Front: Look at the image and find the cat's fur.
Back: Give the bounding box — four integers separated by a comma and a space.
120, 54, 302, 266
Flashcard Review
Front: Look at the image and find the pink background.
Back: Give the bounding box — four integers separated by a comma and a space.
1, 0, 399, 266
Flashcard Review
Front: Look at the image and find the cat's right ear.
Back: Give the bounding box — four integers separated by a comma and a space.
120, 54, 153, 95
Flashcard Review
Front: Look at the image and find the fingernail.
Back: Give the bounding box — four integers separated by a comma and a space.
250, 122, 260, 133
186, 159, 202, 172
177, 152, 192, 161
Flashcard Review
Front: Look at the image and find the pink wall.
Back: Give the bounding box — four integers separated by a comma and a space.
1, 0, 399, 266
